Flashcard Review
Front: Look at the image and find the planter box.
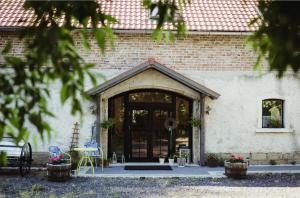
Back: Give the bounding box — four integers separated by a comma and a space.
177, 157, 186, 167
159, 158, 165, 164
168, 158, 174, 165
207, 158, 219, 167
47, 163, 71, 182
225, 161, 247, 179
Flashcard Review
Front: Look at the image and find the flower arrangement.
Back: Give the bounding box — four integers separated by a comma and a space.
229, 155, 245, 163
49, 153, 66, 165
225, 154, 248, 179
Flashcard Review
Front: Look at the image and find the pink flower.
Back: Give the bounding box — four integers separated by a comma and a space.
238, 155, 244, 160
49, 157, 54, 161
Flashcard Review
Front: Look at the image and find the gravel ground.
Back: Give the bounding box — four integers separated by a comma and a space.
0, 171, 300, 198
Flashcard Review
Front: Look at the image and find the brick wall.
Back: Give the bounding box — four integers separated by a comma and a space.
0, 32, 260, 71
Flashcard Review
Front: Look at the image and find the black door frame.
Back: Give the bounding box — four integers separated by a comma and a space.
128, 105, 174, 162
108, 89, 193, 162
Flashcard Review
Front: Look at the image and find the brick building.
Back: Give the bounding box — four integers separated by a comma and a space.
1, 0, 300, 165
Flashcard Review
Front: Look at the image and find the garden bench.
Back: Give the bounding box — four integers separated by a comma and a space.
0, 137, 32, 176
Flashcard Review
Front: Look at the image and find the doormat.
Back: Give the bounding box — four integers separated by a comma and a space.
124, 165, 172, 170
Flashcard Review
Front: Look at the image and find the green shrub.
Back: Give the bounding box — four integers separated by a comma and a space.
0, 152, 7, 166
270, 159, 277, 165
291, 161, 296, 165
31, 184, 44, 192
218, 157, 227, 167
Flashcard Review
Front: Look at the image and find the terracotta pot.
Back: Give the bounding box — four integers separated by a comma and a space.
47, 163, 71, 182
225, 161, 247, 179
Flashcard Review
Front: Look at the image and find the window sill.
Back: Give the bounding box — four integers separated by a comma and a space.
255, 128, 294, 133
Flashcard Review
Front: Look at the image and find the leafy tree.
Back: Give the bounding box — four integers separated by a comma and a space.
0, 0, 188, 145
248, 1, 300, 77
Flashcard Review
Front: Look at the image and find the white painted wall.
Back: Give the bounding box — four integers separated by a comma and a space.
183, 70, 300, 154
30, 69, 300, 158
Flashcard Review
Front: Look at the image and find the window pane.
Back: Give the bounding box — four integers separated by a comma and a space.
175, 97, 190, 153
131, 110, 149, 159
152, 110, 169, 158
111, 96, 125, 158
262, 99, 283, 128
129, 91, 172, 103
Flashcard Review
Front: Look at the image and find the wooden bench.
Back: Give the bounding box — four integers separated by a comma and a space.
0, 137, 32, 176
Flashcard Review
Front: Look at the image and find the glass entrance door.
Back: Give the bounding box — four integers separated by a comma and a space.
130, 109, 149, 161
129, 107, 173, 161
152, 109, 172, 159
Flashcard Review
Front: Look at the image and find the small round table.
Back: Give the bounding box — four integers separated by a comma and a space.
74, 147, 98, 175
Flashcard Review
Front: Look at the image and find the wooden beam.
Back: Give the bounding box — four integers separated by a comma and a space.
199, 94, 206, 166
96, 95, 101, 145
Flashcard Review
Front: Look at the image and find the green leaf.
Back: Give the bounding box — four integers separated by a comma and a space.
2, 41, 12, 54
143, 0, 151, 7
152, 29, 163, 42
80, 29, 91, 49
60, 84, 69, 104
94, 28, 106, 53
0, 152, 7, 166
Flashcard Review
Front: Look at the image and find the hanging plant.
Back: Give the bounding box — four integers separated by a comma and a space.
89, 104, 97, 114
205, 106, 212, 115
101, 118, 115, 129
189, 117, 201, 128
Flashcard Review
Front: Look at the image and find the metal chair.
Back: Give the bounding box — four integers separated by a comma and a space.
84, 141, 104, 172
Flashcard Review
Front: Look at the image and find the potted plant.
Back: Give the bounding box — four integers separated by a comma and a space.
189, 117, 201, 128
159, 155, 165, 164
178, 153, 188, 167
218, 156, 227, 167
101, 118, 115, 130
168, 154, 175, 165
225, 154, 248, 179
47, 148, 71, 182
206, 153, 219, 167
185, 152, 191, 164
102, 158, 110, 167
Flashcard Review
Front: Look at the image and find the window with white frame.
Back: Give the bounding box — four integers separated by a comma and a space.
262, 99, 284, 128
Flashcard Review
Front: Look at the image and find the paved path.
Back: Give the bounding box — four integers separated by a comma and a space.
80, 164, 300, 178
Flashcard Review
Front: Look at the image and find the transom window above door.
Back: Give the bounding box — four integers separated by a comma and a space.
129, 91, 172, 103
262, 99, 284, 128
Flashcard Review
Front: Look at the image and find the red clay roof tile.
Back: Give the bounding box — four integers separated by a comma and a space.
0, 0, 259, 32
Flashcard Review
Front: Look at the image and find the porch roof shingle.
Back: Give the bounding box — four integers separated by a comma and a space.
86, 59, 220, 99
0, 0, 259, 32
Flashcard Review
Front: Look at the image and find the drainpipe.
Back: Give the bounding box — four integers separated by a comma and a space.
199, 94, 206, 166
96, 94, 101, 146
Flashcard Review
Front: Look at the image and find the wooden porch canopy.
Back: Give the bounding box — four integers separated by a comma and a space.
86, 59, 220, 99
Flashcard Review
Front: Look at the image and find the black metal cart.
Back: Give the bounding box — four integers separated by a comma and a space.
0, 137, 32, 176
